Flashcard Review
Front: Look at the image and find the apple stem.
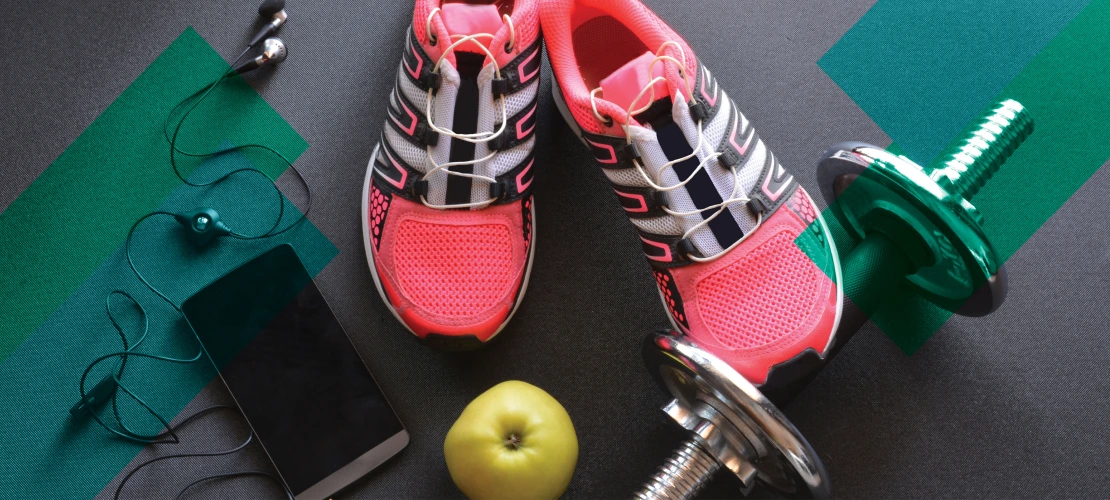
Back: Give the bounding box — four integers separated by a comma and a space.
504, 433, 522, 450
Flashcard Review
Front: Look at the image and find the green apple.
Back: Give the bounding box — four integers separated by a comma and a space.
444, 381, 578, 500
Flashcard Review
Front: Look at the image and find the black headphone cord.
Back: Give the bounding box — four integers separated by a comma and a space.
74, 214, 201, 444
73, 43, 316, 439
160, 47, 313, 239
111, 405, 293, 500
74, 46, 310, 497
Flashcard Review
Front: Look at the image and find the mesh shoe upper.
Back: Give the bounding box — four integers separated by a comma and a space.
542, 0, 842, 384
362, 0, 540, 344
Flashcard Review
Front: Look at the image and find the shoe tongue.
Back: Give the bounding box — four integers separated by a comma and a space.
439, 3, 502, 54
600, 50, 675, 123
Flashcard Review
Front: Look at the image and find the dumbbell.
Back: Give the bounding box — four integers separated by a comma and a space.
634, 100, 1033, 499
816, 99, 1033, 326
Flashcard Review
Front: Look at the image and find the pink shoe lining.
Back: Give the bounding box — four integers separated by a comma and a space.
415, 0, 540, 67
541, 0, 697, 134
439, 3, 502, 53
599, 50, 669, 113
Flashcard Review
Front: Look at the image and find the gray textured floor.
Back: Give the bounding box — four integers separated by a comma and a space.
2, 0, 1108, 498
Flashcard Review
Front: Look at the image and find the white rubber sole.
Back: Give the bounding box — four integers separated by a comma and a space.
807, 187, 845, 357
360, 144, 537, 344
552, 78, 588, 145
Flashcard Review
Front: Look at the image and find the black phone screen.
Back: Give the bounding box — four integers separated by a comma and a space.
182, 245, 405, 496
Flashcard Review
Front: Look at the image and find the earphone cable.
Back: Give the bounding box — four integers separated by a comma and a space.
160, 48, 313, 239
111, 405, 293, 500
76, 22, 306, 498
76, 44, 311, 443
172, 471, 293, 500
71, 212, 205, 443
124, 212, 185, 311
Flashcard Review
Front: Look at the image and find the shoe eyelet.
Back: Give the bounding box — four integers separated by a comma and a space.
504, 41, 514, 53
652, 191, 668, 210
600, 115, 614, 127
688, 100, 709, 122
421, 70, 442, 93
718, 151, 737, 168
489, 180, 508, 200
491, 78, 509, 98
747, 198, 767, 216
625, 142, 642, 162
489, 129, 508, 151
678, 238, 700, 259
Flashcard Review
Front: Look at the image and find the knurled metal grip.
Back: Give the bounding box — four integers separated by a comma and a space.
931, 100, 1034, 201
634, 439, 721, 500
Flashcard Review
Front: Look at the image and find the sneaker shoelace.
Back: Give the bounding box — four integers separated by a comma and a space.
376, 7, 516, 210
589, 41, 764, 263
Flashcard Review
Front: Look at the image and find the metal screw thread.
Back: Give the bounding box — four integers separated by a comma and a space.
932, 99, 1034, 200
634, 439, 722, 500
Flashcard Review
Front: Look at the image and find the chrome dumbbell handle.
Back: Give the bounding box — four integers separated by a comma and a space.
634, 439, 721, 500
639, 333, 829, 500
931, 99, 1033, 201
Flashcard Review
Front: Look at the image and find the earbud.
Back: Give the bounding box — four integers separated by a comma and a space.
248, 0, 288, 48
70, 374, 119, 416
258, 0, 286, 17
174, 208, 232, 246
233, 38, 288, 74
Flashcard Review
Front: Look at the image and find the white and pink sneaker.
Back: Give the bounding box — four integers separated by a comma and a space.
362, 0, 540, 350
541, 0, 843, 385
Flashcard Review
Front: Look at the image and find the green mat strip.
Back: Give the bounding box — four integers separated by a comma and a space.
819, 0, 1090, 164
0, 27, 307, 364
0, 154, 336, 499
0, 27, 335, 499
805, 0, 1110, 353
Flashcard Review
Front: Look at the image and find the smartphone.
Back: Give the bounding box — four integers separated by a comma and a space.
182, 244, 408, 500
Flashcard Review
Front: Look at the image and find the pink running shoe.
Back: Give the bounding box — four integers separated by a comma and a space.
541, 0, 842, 385
362, 0, 540, 350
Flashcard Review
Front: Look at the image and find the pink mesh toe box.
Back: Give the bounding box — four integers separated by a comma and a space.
697, 231, 822, 349
373, 196, 528, 340
669, 199, 839, 385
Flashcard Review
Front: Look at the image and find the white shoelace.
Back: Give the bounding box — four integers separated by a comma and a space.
378, 8, 516, 210
590, 42, 764, 263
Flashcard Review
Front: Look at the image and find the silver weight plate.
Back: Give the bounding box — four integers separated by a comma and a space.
643, 331, 830, 498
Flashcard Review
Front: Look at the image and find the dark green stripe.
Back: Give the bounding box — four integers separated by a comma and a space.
805, 1, 1110, 353
819, 0, 1089, 164
0, 27, 307, 363
0, 161, 336, 498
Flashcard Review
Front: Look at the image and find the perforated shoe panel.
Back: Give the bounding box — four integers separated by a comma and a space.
695, 230, 820, 350
392, 220, 516, 318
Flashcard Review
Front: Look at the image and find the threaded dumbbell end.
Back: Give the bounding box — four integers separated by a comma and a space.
634, 439, 722, 500
933, 99, 1033, 200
